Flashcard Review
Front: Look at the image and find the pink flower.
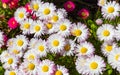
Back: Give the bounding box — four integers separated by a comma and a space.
1, 0, 10, 3
64, 1, 76, 12
8, 0, 18, 9
25, 3, 32, 13
8, 17, 19, 29
3, 34, 8, 44
78, 8, 89, 19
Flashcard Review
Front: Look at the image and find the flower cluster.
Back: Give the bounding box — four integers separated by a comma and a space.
0, 0, 120, 75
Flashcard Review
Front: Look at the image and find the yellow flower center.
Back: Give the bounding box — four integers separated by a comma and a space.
38, 45, 45, 52
42, 65, 49, 72
55, 70, 63, 75
28, 54, 35, 60
107, 6, 114, 13
13, 50, 19, 54
72, 29, 82, 36
9, 71, 16, 75
103, 30, 110, 36
8, 58, 13, 64
34, 25, 41, 32
52, 15, 59, 22
46, 23, 53, 29
23, 23, 30, 29
105, 45, 112, 52
43, 8, 50, 15
64, 44, 71, 51
28, 63, 35, 70
115, 54, 120, 61
17, 40, 24, 46
19, 12, 24, 19
60, 25, 67, 31
2, 3, 7, 8
80, 47, 88, 54
90, 62, 98, 69
52, 40, 59, 47
33, 3, 39, 11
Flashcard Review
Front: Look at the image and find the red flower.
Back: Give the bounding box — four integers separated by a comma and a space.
78, 8, 89, 19
8, 17, 19, 29
9, 0, 18, 9
64, 1, 76, 12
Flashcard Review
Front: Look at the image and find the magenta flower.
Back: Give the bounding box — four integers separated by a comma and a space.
25, 3, 32, 13
1, 0, 10, 3
64, 1, 76, 12
3, 34, 8, 44
8, 17, 19, 29
78, 8, 89, 19
9, 0, 18, 9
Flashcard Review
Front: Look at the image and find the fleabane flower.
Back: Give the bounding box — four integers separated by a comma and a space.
30, 20, 45, 37
34, 39, 48, 58
4, 69, 19, 75
0, 51, 10, 63
28, 38, 39, 49
61, 39, 76, 56
97, 24, 115, 42
101, 42, 118, 57
55, 65, 69, 75
70, 22, 89, 42
108, 48, 120, 72
20, 18, 33, 35
14, 7, 28, 22
19, 60, 39, 75
101, 1, 120, 20
13, 35, 28, 50
56, 19, 71, 37
48, 34, 65, 53
98, 0, 107, 6
3, 55, 19, 69
38, 2, 56, 20
115, 24, 120, 41
38, 59, 56, 75
83, 55, 106, 75
75, 41, 95, 56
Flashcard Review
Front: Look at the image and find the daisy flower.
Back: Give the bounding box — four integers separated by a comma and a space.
38, 2, 56, 20
13, 35, 28, 50
97, 24, 115, 42
61, 39, 76, 56
23, 49, 39, 62
44, 22, 58, 34
20, 18, 33, 35
75, 56, 88, 74
14, 7, 28, 22
101, 42, 118, 57
34, 39, 48, 58
30, 20, 45, 37
50, 8, 67, 23
8, 46, 23, 58
0, 51, 10, 63
19, 60, 39, 75
83, 55, 106, 75
38, 59, 56, 75
0, 31, 4, 47
98, 0, 107, 7
101, 1, 120, 20
28, 38, 39, 49
108, 48, 120, 72
56, 19, 71, 37
7, 38, 15, 47
30, 0, 43, 12
3, 55, 19, 69
55, 65, 69, 75
115, 24, 120, 41
75, 41, 95, 56
70, 22, 89, 42
48, 34, 65, 53
4, 69, 19, 75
